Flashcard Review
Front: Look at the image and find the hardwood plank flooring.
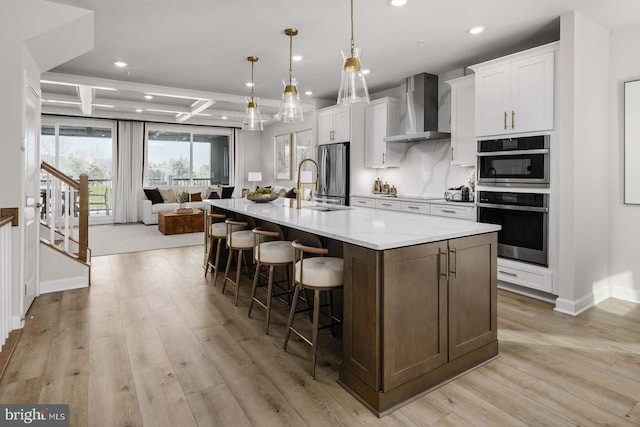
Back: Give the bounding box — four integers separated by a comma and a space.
0, 244, 639, 426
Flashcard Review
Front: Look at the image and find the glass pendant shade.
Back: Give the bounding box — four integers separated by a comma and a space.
242, 97, 263, 131
278, 79, 303, 123
337, 48, 370, 106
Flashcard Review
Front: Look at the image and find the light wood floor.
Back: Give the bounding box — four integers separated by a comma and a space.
1, 245, 639, 426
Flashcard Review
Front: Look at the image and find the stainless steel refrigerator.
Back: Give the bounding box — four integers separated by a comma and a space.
315, 142, 349, 205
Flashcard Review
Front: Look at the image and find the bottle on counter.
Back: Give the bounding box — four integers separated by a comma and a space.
374, 177, 382, 193
382, 181, 390, 194
390, 185, 397, 196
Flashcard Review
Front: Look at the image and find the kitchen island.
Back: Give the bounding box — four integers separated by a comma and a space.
206, 198, 500, 416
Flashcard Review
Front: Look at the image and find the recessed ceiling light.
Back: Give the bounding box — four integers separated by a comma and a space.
221, 116, 228, 120
292, 55, 303, 62
361, 69, 371, 75
136, 109, 143, 113
113, 61, 128, 68
305, 91, 313, 96
468, 26, 485, 35
92, 104, 114, 108
245, 82, 254, 87
144, 95, 153, 100
390, 0, 407, 6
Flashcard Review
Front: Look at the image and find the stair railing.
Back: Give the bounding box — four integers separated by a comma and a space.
40, 162, 89, 262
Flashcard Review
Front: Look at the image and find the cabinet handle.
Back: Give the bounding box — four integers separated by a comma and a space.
357, 200, 367, 204
407, 206, 419, 210
512, 110, 515, 129
442, 209, 456, 214
499, 270, 518, 277
439, 248, 448, 278
504, 111, 507, 130
449, 247, 457, 278
451, 147, 454, 161
382, 153, 386, 164
381, 203, 392, 207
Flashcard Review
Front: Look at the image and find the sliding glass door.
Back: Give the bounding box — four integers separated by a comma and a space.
144, 124, 233, 187
41, 117, 116, 224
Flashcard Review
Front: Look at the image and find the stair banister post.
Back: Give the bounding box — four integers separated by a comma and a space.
78, 174, 89, 262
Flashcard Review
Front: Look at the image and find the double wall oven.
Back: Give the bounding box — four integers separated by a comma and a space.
476, 135, 550, 267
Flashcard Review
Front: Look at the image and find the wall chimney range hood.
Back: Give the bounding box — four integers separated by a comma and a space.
384, 73, 451, 143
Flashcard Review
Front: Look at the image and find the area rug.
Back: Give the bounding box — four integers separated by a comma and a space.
86, 223, 204, 256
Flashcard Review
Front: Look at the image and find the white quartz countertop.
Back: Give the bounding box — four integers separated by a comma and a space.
207, 198, 499, 251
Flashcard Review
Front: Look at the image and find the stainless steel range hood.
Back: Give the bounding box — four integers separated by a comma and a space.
384, 73, 451, 143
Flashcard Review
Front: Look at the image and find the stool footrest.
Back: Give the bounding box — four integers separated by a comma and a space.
289, 326, 312, 347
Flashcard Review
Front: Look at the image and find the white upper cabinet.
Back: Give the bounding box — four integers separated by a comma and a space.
364, 97, 400, 168
446, 75, 476, 166
471, 42, 557, 137
317, 106, 351, 145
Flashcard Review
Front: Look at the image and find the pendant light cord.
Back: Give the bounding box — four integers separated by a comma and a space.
250, 60, 255, 102
350, 0, 355, 57
289, 33, 293, 85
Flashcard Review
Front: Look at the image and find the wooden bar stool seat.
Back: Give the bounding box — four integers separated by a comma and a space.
248, 228, 294, 334
205, 213, 244, 285
283, 240, 343, 379
222, 220, 254, 305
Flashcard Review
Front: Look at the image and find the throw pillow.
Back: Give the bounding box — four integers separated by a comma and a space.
190, 192, 202, 202
207, 190, 220, 199
159, 188, 177, 203
220, 186, 235, 198
143, 188, 164, 205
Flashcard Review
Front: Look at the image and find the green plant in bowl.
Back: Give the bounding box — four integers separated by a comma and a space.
247, 187, 279, 202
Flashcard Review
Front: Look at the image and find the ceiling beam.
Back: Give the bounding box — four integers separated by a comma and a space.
41, 72, 300, 109
77, 85, 94, 115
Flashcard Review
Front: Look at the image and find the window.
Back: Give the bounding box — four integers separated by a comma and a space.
144, 125, 233, 187
41, 117, 116, 223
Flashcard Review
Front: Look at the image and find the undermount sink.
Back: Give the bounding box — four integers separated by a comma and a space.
304, 205, 352, 212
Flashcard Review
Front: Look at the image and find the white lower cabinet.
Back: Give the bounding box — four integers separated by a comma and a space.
350, 196, 474, 221
497, 257, 553, 293
430, 203, 474, 220
375, 199, 402, 211
350, 196, 375, 208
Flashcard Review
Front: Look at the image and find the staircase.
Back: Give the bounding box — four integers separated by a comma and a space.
39, 162, 91, 292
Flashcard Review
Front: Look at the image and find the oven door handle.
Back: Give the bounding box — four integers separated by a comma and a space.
477, 202, 549, 213
476, 149, 549, 157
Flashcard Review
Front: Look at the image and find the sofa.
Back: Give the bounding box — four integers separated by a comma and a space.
139, 186, 234, 225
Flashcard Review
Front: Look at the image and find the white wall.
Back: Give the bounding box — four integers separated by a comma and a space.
608, 23, 640, 303
0, 0, 93, 325
556, 12, 611, 315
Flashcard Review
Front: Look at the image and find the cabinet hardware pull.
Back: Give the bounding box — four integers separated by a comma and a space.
499, 270, 518, 277
382, 153, 385, 164
512, 110, 515, 129
439, 248, 448, 278
442, 209, 456, 214
357, 201, 366, 204
451, 147, 454, 161
504, 111, 507, 129
408, 206, 419, 209
449, 247, 457, 278
381, 203, 391, 207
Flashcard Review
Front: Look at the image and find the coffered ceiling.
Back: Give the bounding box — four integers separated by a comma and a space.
42, 0, 640, 127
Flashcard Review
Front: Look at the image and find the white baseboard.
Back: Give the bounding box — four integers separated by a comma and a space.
12, 316, 23, 330
554, 293, 595, 316
610, 286, 640, 304
40, 277, 88, 294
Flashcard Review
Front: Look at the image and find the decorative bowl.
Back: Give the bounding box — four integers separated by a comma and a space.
246, 193, 279, 203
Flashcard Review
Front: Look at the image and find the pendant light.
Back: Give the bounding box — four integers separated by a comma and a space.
242, 56, 263, 131
337, 0, 370, 106
277, 28, 304, 123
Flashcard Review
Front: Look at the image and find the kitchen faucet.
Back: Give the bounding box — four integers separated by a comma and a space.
295, 158, 319, 209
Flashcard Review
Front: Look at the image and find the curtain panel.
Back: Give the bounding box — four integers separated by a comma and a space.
114, 121, 144, 223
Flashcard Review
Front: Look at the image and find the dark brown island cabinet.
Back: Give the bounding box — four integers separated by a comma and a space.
340, 232, 498, 415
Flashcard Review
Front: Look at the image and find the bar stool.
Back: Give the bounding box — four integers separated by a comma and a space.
204, 213, 228, 284
248, 227, 294, 334
283, 240, 343, 379
222, 219, 254, 305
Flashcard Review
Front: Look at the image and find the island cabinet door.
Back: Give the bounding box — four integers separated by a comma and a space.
447, 233, 498, 361
343, 244, 382, 390
382, 241, 448, 391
